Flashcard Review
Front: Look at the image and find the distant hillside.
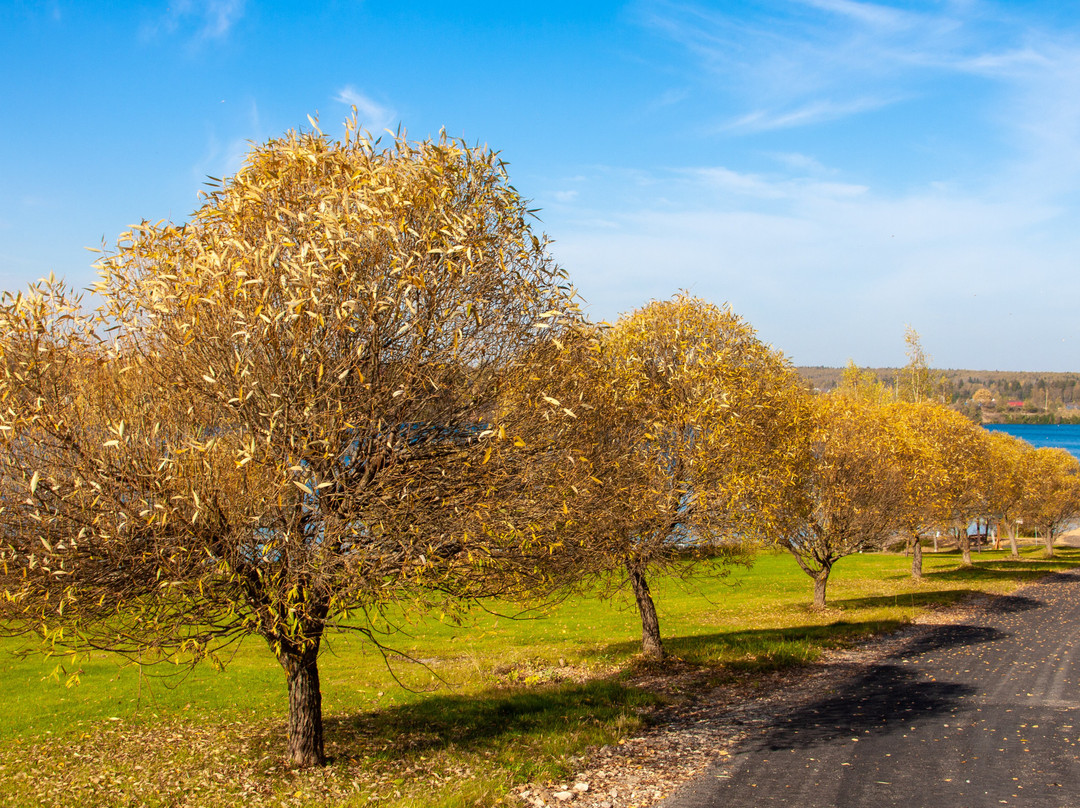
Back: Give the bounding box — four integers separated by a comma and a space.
796, 366, 1080, 423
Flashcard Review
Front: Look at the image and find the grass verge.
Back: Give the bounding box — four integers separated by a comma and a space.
1, 545, 1076, 807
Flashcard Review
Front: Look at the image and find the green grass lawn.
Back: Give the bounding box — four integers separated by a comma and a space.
1, 545, 1075, 807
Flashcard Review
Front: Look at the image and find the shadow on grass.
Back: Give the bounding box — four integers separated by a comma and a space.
314, 621, 920, 764
319, 678, 654, 762
828, 588, 977, 611
594, 621, 908, 671
926, 560, 1079, 584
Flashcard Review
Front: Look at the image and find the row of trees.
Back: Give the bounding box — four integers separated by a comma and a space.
1, 120, 1077, 768
775, 388, 1080, 611
802, 364, 1080, 418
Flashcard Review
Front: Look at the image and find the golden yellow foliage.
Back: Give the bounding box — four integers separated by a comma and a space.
0, 120, 580, 766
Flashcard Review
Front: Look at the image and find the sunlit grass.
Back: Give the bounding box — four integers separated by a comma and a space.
1, 545, 1075, 807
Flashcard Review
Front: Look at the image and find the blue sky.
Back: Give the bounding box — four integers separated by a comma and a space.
3, 1, 1080, 371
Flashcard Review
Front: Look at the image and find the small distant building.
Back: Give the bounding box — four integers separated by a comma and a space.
1007, 400, 1024, 410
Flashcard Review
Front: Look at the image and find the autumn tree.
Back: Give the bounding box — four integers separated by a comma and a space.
982, 431, 1031, 558
777, 394, 906, 610
923, 408, 988, 566
891, 402, 939, 578
1019, 447, 1080, 558
557, 295, 805, 660
896, 327, 948, 404
972, 387, 995, 410
891, 401, 983, 577
0, 121, 584, 767
836, 359, 891, 405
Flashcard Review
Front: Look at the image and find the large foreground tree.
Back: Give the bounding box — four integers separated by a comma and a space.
0, 121, 582, 767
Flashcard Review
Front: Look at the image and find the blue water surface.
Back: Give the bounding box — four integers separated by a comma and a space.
982, 423, 1080, 461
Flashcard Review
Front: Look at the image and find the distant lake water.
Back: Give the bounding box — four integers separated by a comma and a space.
982, 423, 1080, 461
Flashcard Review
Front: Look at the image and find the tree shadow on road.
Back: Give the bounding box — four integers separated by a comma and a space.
756, 663, 977, 752
749, 621, 1014, 752
983, 593, 1045, 613
889, 623, 1008, 657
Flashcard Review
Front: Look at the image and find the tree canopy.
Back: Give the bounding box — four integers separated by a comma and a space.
552, 295, 806, 659
0, 121, 582, 767
778, 394, 907, 609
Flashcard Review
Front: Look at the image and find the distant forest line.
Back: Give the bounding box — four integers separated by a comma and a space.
797, 367, 1080, 423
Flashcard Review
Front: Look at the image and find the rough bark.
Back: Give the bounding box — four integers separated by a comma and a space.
911, 536, 923, 580
627, 560, 664, 661
812, 566, 831, 611
278, 639, 325, 767
959, 529, 972, 566
1044, 531, 1055, 559
1009, 526, 1019, 559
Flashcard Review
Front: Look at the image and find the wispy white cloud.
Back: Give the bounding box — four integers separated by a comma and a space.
637, 1, 1080, 206
200, 0, 245, 39
543, 159, 1078, 369
722, 95, 900, 132
191, 99, 262, 187
141, 0, 246, 43
635, 0, 982, 128
766, 152, 832, 174
795, 0, 917, 32
334, 86, 396, 133
689, 166, 868, 201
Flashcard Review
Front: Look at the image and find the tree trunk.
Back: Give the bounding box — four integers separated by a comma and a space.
812, 566, 831, 611
627, 560, 664, 661
959, 528, 972, 566
277, 640, 325, 767
911, 536, 923, 580
1008, 525, 1019, 559
1044, 530, 1055, 559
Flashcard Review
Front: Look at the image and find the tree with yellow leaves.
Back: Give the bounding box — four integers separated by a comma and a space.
920, 405, 988, 566
836, 359, 891, 405
891, 401, 985, 577
557, 295, 805, 660
983, 431, 1031, 558
0, 120, 583, 767
777, 394, 907, 610
1019, 447, 1080, 558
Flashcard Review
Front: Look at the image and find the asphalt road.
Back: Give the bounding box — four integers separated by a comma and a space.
665, 569, 1080, 807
